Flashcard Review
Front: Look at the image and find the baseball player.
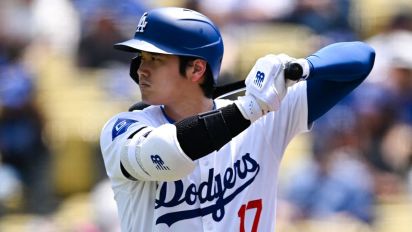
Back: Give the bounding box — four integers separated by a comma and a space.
100, 7, 375, 232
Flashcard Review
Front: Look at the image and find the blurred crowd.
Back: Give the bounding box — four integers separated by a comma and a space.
1, 0, 412, 231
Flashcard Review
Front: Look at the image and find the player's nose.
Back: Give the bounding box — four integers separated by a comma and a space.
137, 62, 150, 79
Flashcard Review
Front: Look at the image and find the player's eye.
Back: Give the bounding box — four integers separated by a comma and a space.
151, 55, 163, 62
138, 52, 164, 63
139, 54, 147, 62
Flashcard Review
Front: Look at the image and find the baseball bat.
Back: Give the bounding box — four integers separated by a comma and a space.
129, 62, 304, 111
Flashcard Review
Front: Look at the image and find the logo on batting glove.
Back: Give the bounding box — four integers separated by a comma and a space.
253, 71, 265, 88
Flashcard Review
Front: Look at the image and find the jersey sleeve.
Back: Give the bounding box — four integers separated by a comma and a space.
256, 81, 310, 158
305, 41, 375, 123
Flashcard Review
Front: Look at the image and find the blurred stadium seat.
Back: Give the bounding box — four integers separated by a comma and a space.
232, 23, 315, 79
351, 0, 412, 37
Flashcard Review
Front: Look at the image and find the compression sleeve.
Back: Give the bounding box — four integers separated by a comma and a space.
175, 103, 251, 160
306, 41, 375, 124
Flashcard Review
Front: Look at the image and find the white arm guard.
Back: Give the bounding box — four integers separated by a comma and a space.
120, 124, 195, 181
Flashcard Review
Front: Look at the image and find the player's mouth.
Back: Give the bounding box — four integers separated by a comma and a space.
138, 74, 150, 88
139, 80, 151, 88
139, 82, 150, 87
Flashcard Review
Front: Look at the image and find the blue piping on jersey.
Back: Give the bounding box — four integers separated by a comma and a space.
161, 106, 175, 124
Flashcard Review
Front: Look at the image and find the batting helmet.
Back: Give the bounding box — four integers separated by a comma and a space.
114, 7, 224, 84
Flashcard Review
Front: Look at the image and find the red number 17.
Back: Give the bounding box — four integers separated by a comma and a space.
237, 199, 262, 232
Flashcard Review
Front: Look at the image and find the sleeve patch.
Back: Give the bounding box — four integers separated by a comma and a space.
112, 118, 138, 140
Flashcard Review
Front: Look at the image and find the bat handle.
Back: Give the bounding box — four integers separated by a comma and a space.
284, 62, 303, 81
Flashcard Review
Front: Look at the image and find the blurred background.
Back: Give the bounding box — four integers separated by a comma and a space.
0, 0, 412, 231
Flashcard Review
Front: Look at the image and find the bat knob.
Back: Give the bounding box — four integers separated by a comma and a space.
284, 62, 303, 81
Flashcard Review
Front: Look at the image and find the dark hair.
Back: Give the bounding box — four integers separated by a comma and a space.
179, 56, 215, 98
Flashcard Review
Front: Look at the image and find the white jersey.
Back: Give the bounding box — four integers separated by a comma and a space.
100, 82, 309, 232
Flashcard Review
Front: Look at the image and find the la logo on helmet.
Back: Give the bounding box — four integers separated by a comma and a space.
136, 12, 148, 33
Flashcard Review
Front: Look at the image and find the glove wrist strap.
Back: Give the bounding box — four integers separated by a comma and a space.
295, 58, 310, 79
234, 95, 264, 122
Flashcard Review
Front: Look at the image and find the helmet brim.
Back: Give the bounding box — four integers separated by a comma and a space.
113, 39, 172, 54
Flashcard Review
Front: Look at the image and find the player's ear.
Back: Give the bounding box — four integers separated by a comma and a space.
188, 59, 207, 82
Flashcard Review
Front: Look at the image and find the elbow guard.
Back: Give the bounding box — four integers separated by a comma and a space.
120, 124, 195, 181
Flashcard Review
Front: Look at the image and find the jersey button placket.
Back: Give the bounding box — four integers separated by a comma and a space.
206, 221, 213, 231
199, 154, 214, 231
201, 216, 214, 232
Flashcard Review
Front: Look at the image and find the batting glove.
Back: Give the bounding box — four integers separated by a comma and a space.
235, 54, 291, 122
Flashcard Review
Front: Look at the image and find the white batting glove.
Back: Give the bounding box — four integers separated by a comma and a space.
235, 54, 292, 122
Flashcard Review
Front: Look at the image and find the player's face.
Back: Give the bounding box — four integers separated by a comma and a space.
137, 52, 189, 105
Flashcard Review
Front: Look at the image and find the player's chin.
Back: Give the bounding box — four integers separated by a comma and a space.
139, 85, 151, 96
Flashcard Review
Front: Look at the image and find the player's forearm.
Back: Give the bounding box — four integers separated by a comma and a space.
175, 104, 250, 160
306, 41, 375, 82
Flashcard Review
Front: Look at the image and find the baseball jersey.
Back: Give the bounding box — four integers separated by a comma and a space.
100, 81, 309, 232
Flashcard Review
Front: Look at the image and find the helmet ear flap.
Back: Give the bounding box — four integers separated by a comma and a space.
129, 56, 141, 84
